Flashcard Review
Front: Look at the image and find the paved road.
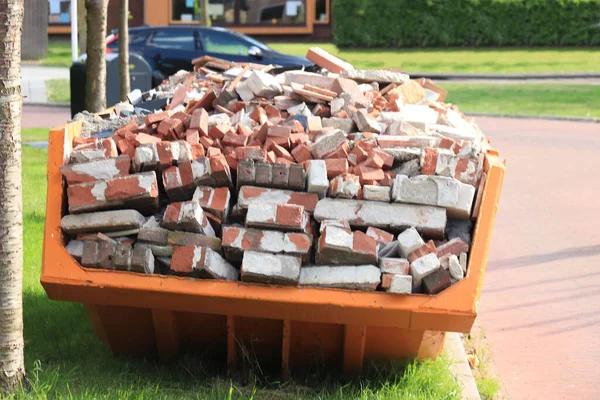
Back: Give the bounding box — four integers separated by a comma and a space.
476, 117, 600, 399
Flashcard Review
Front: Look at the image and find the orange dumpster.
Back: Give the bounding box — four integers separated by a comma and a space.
41, 120, 505, 376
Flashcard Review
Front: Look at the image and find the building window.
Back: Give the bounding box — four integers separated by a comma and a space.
172, 0, 197, 22
49, 0, 71, 24
208, 0, 235, 24
239, 0, 306, 25
315, 0, 328, 23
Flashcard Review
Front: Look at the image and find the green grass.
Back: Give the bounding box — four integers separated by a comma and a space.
23, 41, 72, 68
7, 145, 462, 398
476, 376, 502, 400
463, 331, 502, 400
443, 83, 600, 118
21, 128, 49, 143
45, 79, 70, 104
268, 43, 600, 73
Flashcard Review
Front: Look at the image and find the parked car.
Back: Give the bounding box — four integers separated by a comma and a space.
104, 26, 314, 85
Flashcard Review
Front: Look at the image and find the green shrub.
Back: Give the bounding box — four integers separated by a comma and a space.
332, 0, 600, 47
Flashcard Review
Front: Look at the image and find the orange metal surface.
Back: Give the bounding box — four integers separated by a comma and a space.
41, 122, 505, 374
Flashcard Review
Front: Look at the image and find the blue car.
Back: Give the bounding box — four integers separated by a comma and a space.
106, 26, 314, 85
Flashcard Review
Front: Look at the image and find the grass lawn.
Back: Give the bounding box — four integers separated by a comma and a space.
10, 142, 462, 399
24, 41, 72, 68
21, 128, 50, 142
269, 43, 600, 73
443, 83, 600, 118
45, 78, 70, 104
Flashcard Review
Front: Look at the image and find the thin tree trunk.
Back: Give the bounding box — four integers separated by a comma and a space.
197, 0, 210, 26
118, 0, 130, 101
78, 0, 87, 54
0, 0, 25, 393
85, 0, 109, 112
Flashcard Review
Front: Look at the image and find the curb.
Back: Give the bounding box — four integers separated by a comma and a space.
466, 112, 600, 123
23, 102, 70, 108
411, 72, 600, 80
444, 332, 481, 400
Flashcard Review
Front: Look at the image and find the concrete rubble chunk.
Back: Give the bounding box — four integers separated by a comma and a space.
236, 70, 283, 101
410, 253, 440, 290
61, 209, 147, 235
448, 254, 464, 281
314, 198, 447, 239
363, 185, 391, 202
392, 175, 475, 219
309, 129, 347, 159
328, 173, 361, 199
241, 251, 302, 286
322, 117, 355, 133
299, 265, 381, 291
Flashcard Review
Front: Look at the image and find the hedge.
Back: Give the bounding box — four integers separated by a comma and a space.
332, 0, 600, 47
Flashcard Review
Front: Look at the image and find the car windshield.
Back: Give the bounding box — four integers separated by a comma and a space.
230, 31, 271, 51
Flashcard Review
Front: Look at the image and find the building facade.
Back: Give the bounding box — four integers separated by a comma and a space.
48, 0, 332, 40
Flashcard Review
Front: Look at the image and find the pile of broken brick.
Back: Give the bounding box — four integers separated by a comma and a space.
60, 47, 487, 295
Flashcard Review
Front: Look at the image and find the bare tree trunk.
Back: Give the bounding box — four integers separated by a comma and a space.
197, 0, 210, 26
0, 0, 25, 393
118, 0, 130, 101
78, 0, 87, 54
85, 0, 109, 112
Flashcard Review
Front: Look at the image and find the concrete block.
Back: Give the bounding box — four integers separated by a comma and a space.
61, 209, 147, 235
241, 251, 301, 285
392, 174, 476, 219
322, 117, 355, 133
299, 265, 381, 291
314, 199, 446, 239
309, 130, 346, 159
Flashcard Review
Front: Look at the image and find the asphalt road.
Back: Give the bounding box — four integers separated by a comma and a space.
476, 117, 600, 399
20, 106, 600, 398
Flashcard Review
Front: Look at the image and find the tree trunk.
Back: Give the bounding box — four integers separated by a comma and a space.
0, 0, 25, 393
85, 0, 109, 112
197, 0, 210, 27
118, 0, 130, 101
78, 0, 87, 54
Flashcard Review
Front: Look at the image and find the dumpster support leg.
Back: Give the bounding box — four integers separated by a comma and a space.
417, 330, 446, 360
281, 319, 291, 381
343, 324, 366, 374
151, 309, 179, 362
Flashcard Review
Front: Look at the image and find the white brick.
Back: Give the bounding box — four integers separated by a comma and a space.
448, 254, 464, 281
307, 160, 329, 199
459, 252, 468, 273
194, 247, 239, 281
363, 185, 391, 202
397, 227, 425, 258
241, 251, 301, 285
410, 253, 440, 289
314, 198, 446, 239
392, 175, 475, 219
299, 265, 381, 291
389, 274, 413, 294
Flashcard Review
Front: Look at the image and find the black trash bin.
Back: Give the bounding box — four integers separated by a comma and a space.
70, 53, 153, 118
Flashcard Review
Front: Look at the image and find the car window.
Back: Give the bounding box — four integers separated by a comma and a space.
107, 32, 150, 49
201, 30, 251, 56
149, 30, 195, 50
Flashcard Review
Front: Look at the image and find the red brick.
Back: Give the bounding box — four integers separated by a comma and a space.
189, 108, 209, 136
73, 136, 98, 147
276, 157, 294, 166
222, 133, 248, 148
357, 165, 384, 182
291, 144, 312, 163
352, 230, 378, 262
436, 238, 469, 258
365, 226, 394, 244
171, 111, 190, 125
408, 240, 438, 263
289, 133, 309, 146
363, 153, 384, 169
170, 245, 196, 276
252, 122, 271, 143
210, 154, 233, 187
266, 151, 277, 164
374, 149, 394, 169
208, 124, 229, 140
268, 125, 292, 138
144, 110, 169, 126
206, 147, 221, 157
250, 106, 267, 124
158, 118, 183, 140
225, 154, 238, 170
117, 139, 135, 157
186, 129, 200, 144
190, 143, 205, 159
199, 136, 214, 149
348, 144, 368, 166
271, 136, 291, 149
306, 47, 354, 74
325, 143, 349, 160
237, 124, 253, 137
325, 158, 348, 178
100, 138, 118, 158
272, 144, 294, 162
265, 104, 281, 120
61, 155, 131, 185
421, 148, 438, 175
